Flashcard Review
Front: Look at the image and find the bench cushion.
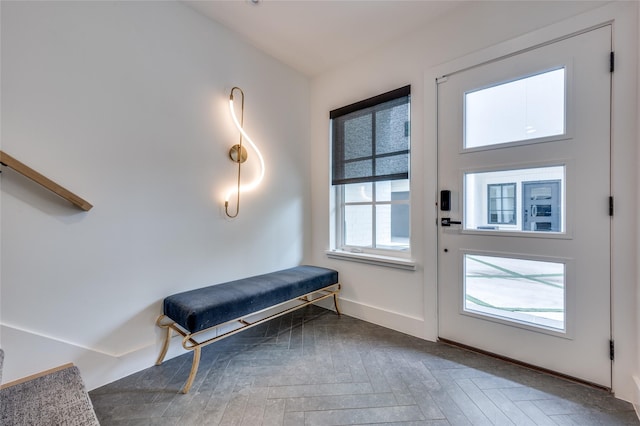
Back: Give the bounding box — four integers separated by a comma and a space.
163, 265, 338, 333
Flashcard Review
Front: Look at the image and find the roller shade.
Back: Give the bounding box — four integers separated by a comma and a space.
331, 86, 410, 186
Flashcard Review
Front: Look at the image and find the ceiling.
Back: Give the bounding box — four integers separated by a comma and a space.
184, 1, 469, 77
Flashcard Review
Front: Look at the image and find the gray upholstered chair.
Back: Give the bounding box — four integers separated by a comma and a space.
0, 350, 99, 425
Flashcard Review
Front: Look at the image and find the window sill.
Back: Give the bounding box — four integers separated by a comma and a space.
325, 250, 416, 271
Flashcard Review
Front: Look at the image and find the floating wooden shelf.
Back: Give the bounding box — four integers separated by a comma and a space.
0, 150, 93, 211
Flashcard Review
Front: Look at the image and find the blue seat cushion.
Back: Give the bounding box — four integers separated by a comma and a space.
163, 265, 338, 333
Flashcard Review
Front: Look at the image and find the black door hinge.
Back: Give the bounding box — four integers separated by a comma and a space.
610, 340, 615, 361
610, 52, 615, 73
609, 196, 614, 216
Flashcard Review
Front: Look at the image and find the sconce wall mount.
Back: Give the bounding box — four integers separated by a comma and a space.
229, 144, 248, 164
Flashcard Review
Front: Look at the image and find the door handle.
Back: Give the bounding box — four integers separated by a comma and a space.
441, 218, 462, 227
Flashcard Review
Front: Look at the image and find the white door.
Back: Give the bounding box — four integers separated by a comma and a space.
437, 26, 612, 387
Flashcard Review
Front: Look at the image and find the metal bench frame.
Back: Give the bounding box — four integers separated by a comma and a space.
155, 283, 340, 393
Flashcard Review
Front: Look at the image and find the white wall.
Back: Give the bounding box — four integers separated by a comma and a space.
636, 2, 640, 416
0, 1, 310, 389
309, 1, 639, 404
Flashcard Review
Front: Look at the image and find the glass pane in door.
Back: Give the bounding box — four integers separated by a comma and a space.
464, 166, 564, 232
465, 68, 565, 149
464, 254, 566, 331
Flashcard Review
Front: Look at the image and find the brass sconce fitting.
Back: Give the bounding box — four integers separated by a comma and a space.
229, 144, 248, 164
225, 86, 245, 218
224, 87, 265, 218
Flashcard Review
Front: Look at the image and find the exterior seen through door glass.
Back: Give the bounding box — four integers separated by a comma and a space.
464, 253, 566, 332
464, 68, 566, 149
464, 166, 564, 233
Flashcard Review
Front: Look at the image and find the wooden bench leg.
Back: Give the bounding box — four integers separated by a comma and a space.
181, 346, 201, 394
155, 315, 173, 366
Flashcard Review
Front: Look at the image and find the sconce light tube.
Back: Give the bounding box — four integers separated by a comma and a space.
224, 87, 265, 217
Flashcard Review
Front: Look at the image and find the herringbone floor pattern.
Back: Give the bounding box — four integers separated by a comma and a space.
89, 306, 638, 425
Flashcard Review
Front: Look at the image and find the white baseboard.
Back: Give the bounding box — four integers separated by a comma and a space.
316, 297, 427, 340
0, 323, 173, 391
633, 375, 640, 420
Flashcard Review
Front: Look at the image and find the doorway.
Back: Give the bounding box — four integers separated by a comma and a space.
436, 26, 612, 387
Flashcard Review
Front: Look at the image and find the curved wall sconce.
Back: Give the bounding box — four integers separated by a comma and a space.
224, 87, 265, 218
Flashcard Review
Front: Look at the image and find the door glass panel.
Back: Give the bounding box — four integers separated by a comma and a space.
464, 254, 566, 331
464, 166, 564, 232
465, 68, 565, 149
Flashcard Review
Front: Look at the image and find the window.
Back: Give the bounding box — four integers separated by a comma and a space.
331, 86, 410, 255
464, 68, 565, 149
487, 183, 516, 224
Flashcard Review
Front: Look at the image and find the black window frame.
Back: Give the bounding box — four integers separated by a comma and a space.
487, 182, 517, 225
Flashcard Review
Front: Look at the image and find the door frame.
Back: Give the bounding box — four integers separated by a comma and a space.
423, 2, 637, 401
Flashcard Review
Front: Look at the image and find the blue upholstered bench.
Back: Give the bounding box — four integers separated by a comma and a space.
155, 265, 340, 393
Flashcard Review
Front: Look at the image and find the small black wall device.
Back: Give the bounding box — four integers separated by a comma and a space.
440, 190, 451, 211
